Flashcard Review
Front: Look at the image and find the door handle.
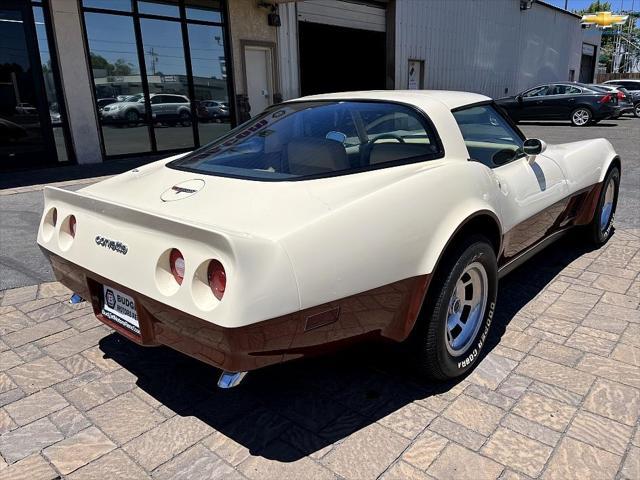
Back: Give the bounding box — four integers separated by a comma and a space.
536, 100, 544, 104
568, 98, 575, 102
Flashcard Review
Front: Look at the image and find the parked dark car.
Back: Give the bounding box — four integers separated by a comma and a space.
603, 79, 640, 117
589, 85, 634, 116
495, 83, 620, 126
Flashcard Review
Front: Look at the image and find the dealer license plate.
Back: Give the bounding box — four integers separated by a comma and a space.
101, 285, 140, 335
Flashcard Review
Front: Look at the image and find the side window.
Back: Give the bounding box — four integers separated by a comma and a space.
567, 86, 582, 94
150, 96, 163, 104
452, 105, 524, 168
523, 86, 549, 97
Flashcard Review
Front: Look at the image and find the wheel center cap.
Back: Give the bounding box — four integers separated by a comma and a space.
452, 298, 461, 314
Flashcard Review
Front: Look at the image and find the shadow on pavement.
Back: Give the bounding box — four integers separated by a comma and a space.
98, 231, 600, 461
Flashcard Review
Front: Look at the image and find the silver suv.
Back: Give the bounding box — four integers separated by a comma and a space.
101, 93, 191, 125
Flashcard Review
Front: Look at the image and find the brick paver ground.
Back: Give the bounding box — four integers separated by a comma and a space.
0, 227, 638, 479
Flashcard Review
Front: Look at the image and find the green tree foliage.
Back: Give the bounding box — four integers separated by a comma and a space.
90, 52, 134, 77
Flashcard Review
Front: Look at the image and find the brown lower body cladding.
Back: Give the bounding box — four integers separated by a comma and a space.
44, 250, 431, 372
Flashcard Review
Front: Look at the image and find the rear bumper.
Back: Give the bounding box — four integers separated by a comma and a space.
43, 249, 430, 372
594, 105, 620, 120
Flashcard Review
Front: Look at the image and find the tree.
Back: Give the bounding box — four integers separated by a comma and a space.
89, 52, 134, 77
112, 58, 133, 76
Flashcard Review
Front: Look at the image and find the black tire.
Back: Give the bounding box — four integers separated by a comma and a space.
125, 109, 139, 124
413, 235, 498, 380
634, 103, 640, 118
571, 107, 592, 127
588, 165, 620, 246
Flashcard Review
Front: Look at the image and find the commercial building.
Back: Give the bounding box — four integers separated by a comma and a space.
0, 0, 600, 172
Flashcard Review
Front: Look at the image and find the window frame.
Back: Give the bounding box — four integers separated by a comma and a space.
522, 85, 550, 98
79, 0, 235, 161
167, 99, 446, 182
451, 101, 528, 168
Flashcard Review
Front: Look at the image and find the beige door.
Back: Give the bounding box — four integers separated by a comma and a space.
244, 46, 274, 117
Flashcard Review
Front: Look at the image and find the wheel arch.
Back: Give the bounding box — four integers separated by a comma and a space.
397, 209, 502, 342
602, 155, 621, 182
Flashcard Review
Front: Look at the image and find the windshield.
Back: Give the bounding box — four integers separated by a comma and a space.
169, 101, 442, 180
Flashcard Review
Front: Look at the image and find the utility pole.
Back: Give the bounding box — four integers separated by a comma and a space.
147, 47, 158, 75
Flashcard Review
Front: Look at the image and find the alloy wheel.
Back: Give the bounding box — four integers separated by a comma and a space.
600, 177, 615, 232
445, 261, 488, 356
572, 109, 590, 126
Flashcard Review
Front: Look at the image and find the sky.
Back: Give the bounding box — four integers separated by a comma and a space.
544, 0, 639, 12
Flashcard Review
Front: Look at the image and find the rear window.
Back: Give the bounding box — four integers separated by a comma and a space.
169, 101, 442, 180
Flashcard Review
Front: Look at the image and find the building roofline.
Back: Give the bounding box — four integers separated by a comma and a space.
535, 1, 583, 20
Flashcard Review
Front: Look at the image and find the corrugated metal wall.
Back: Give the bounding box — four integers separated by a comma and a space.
297, 0, 386, 32
395, 0, 584, 98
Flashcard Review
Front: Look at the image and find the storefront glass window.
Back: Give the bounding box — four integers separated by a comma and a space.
186, 0, 222, 22
83, 1, 132, 12
188, 23, 230, 144
0, 7, 45, 162
84, 12, 152, 155
33, 5, 69, 162
82, 0, 233, 158
140, 17, 194, 150
138, 1, 180, 18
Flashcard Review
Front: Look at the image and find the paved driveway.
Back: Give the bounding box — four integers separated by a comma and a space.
0, 119, 639, 479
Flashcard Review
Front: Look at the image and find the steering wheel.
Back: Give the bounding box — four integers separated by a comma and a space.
370, 133, 405, 144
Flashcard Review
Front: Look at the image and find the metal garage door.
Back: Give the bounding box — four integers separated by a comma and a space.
297, 0, 386, 32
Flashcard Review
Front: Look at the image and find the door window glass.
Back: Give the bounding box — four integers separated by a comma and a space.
84, 12, 151, 156
523, 86, 549, 97
188, 22, 230, 144
453, 105, 524, 168
140, 17, 194, 150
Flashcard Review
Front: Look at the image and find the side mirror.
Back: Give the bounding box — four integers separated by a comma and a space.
523, 138, 546, 162
516, 95, 523, 102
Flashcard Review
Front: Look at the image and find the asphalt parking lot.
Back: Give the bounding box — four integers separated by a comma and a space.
0, 117, 638, 479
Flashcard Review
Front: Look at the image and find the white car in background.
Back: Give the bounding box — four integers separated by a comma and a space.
101, 93, 191, 126
37, 90, 620, 388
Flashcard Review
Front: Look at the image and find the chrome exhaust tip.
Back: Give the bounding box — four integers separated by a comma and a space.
217, 371, 247, 389
69, 293, 84, 304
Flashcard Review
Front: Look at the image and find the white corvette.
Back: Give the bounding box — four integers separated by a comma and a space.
37, 91, 620, 387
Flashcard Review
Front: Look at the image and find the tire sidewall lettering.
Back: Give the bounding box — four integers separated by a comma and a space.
457, 300, 495, 369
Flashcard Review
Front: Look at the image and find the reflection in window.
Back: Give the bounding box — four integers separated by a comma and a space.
0, 7, 45, 159
83, 0, 132, 12
138, 1, 180, 17
186, 0, 222, 22
141, 18, 194, 150
188, 23, 230, 144
33, 5, 70, 162
85, 12, 151, 155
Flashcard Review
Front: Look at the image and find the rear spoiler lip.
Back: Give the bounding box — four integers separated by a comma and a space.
42, 186, 256, 240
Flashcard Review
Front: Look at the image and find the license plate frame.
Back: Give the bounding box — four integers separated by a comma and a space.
100, 285, 140, 336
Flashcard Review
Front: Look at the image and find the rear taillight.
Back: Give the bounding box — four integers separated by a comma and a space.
169, 248, 185, 285
69, 215, 77, 237
207, 260, 226, 300
598, 94, 612, 103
